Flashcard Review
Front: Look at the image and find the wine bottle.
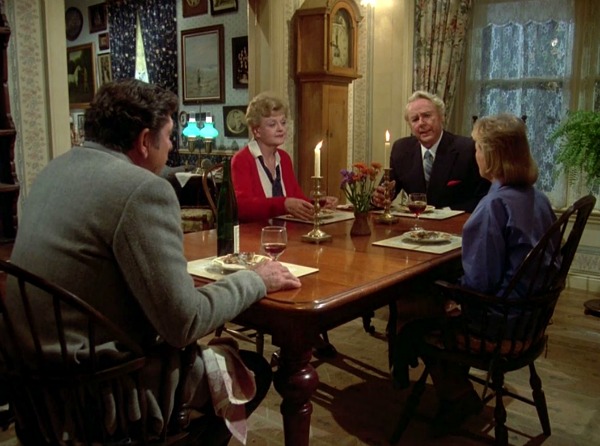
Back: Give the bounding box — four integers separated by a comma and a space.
217, 158, 239, 256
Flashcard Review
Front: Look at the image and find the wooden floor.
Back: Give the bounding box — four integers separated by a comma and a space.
1, 241, 599, 445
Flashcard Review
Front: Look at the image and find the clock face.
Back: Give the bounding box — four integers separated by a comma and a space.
331, 9, 351, 68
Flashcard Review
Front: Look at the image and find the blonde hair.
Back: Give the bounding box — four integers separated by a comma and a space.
245, 92, 288, 129
404, 90, 446, 122
472, 114, 538, 186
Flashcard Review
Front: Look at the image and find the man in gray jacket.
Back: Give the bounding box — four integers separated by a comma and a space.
6, 79, 301, 443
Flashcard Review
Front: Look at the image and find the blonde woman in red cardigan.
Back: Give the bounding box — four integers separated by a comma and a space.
232, 92, 337, 223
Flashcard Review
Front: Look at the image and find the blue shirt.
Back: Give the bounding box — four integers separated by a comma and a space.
460, 181, 557, 299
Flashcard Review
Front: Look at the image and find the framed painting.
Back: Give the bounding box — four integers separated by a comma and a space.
67, 43, 96, 109
97, 53, 112, 87
65, 7, 83, 41
181, 25, 225, 104
210, 0, 237, 16
232, 36, 248, 89
88, 3, 107, 33
223, 105, 248, 137
98, 32, 110, 51
183, 0, 208, 17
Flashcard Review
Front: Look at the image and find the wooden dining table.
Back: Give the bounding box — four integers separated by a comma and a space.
183, 211, 469, 446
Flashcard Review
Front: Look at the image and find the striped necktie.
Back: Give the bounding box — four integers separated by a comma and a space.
423, 150, 434, 184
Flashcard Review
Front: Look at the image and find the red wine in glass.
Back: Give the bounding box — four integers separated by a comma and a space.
408, 201, 427, 216
408, 193, 427, 231
263, 242, 286, 259
261, 226, 287, 261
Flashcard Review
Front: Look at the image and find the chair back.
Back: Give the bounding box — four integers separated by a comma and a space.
202, 162, 223, 215
437, 194, 596, 359
0, 260, 187, 445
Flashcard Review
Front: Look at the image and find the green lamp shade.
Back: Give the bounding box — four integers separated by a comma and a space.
182, 117, 201, 139
199, 116, 219, 139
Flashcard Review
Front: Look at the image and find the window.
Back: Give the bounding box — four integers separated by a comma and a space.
462, 0, 599, 206
134, 13, 148, 83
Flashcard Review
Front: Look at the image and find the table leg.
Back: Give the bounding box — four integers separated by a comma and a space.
273, 346, 319, 446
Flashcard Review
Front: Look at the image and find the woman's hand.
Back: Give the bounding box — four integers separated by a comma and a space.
284, 197, 314, 221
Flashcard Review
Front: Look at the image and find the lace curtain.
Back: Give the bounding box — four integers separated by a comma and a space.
459, 0, 600, 208
413, 0, 473, 121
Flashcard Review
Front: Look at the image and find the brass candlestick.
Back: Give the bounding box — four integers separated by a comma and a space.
302, 176, 332, 243
376, 168, 399, 224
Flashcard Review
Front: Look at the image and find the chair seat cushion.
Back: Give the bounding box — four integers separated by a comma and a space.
181, 207, 214, 233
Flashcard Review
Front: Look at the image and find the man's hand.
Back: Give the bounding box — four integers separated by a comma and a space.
253, 260, 302, 292
284, 197, 314, 221
371, 180, 396, 208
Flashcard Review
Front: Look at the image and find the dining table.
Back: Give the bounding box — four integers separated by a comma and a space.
183, 210, 469, 446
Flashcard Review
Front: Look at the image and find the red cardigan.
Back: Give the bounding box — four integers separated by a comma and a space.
231, 145, 308, 222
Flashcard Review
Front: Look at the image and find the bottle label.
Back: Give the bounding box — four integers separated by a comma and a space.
233, 224, 240, 253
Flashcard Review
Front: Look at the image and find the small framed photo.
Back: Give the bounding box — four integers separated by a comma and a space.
88, 2, 107, 34
223, 105, 248, 138
98, 32, 109, 51
232, 36, 248, 89
183, 0, 208, 17
178, 110, 189, 127
97, 53, 112, 87
210, 0, 238, 16
67, 43, 96, 109
181, 25, 225, 104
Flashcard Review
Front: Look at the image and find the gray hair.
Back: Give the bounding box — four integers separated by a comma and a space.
404, 90, 446, 122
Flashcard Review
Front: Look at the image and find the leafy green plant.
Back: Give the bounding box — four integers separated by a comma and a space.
549, 110, 600, 189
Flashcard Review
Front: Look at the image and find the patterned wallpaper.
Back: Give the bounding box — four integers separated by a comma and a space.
7, 0, 50, 198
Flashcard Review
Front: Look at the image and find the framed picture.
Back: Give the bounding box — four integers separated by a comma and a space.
223, 105, 248, 137
232, 36, 248, 89
210, 0, 238, 16
97, 53, 112, 87
181, 25, 225, 104
98, 32, 110, 51
65, 7, 83, 41
183, 0, 208, 17
178, 110, 189, 127
67, 43, 96, 109
88, 2, 107, 34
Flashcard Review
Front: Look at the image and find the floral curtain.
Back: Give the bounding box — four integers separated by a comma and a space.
413, 0, 473, 120
138, 0, 177, 94
107, 0, 179, 165
107, 0, 137, 80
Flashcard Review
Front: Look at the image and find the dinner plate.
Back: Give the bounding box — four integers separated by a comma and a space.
394, 205, 435, 214
212, 253, 269, 271
403, 230, 452, 244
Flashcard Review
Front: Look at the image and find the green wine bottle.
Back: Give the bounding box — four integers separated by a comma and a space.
217, 158, 239, 256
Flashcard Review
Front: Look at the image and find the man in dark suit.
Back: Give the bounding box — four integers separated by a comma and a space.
373, 91, 490, 212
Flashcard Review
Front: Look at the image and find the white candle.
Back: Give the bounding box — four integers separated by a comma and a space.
384, 130, 391, 169
314, 140, 323, 177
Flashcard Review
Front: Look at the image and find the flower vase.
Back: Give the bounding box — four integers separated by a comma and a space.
351, 212, 371, 236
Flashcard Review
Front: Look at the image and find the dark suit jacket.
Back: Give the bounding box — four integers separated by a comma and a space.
389, 131, 490, 212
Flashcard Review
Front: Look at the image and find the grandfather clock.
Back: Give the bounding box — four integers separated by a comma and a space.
294, 0, 361, 198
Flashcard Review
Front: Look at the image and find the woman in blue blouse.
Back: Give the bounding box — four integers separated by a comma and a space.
392, 114, 557, 437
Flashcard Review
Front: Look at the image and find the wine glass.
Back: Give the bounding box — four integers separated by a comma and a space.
407, 193, 427, 231
261, 226, 287, 261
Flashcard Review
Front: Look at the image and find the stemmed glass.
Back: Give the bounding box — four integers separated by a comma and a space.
261, 226, 287, 261
407, 193, 427, 231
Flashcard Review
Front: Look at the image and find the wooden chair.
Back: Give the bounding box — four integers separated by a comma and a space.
0, 259, 226, 445
202, 162, 267, 355
390, 194, 596, 445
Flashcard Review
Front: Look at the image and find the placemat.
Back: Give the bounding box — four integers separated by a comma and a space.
274, 211, 355, 225
188, 257, 319, 281
372, 208, 465, 220
373, 233, 462, 254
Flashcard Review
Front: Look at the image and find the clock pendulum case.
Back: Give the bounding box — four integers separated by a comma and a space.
293, 0, 362, 198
